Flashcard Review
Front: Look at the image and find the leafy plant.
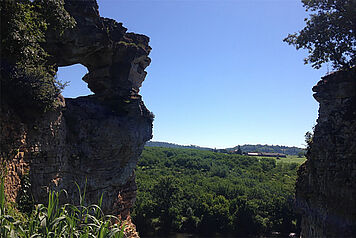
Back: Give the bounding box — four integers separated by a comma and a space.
0, 0, 75, 118
0, 177, 126, 238
284, 0, 356, 70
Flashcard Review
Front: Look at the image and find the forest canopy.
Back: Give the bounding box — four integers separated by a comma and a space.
132, 147, 302, 237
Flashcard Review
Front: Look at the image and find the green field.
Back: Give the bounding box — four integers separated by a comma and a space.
256, 155, 307, 164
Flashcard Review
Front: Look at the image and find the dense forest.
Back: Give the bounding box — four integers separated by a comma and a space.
132, 147, 302, 237
145, 141, 305, 156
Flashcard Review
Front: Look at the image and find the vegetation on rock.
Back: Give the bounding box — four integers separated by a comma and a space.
0, 0, 75, 118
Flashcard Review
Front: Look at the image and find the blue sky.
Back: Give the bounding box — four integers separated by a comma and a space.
58, 0, 328, 149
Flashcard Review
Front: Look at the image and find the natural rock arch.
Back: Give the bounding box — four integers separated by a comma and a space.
47, 0, 151, 102
1, 0, 153, 236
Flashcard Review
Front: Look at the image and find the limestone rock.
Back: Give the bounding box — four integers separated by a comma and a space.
0, 0, 153, 236
296, 68, 356, 237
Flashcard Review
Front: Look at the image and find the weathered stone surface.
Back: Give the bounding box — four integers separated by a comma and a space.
47, 0, 151, 101
0, 0, 152, 236
296, 68, 356, 237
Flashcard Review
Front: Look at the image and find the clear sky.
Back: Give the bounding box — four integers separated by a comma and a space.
58, 0, 328, 149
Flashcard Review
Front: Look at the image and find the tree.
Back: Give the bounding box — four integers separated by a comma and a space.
236, 145, 242, 155
151, 176, 182, 232
298, 151, 305, 158
284, 0, 356, 70
305, 131, 313, 148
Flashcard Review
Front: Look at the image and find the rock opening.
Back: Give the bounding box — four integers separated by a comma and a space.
56, 64, 92, 98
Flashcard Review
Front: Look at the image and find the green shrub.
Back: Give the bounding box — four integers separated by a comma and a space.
0, 0, 75, 118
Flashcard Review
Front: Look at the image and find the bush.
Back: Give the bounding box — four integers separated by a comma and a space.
0, 0, 75, 118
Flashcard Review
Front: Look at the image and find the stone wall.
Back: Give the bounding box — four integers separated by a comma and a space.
296, 68, 356, 237
0, 0, 153, 237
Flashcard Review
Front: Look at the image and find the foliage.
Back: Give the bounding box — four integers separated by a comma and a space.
284, 0, 356, 70
228, 144, 305, 156
0, 0, 75, 118
132, 147, 302, 237
297, 151, 305, 158
0, 178, 125, 238
304, 130, 314, 151
146, 141, 305, 155
16, 173, 34, 215
236, 145, 242, 155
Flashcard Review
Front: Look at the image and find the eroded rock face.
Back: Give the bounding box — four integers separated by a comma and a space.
296, 68, 356, 237
0, 0, 152, 236
48, 0, 151, 100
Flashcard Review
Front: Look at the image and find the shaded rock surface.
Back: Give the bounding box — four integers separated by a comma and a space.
296, 68, 356, 237
0, 0, 153, 236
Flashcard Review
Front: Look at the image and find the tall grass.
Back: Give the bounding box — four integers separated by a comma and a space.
0, 178, 125, 238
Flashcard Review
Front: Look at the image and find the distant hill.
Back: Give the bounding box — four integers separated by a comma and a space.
227, 144, 305, 156
145, 141, 305, 156
145, 141, 212, 151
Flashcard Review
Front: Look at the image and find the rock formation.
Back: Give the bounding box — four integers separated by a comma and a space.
296, 68, 356, 237
0, 0, 153, 236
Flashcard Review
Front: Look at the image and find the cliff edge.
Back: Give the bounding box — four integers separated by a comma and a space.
296, 68, 356, 237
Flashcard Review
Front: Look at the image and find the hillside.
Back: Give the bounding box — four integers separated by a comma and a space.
145, 141, 212, 151
145, 141, 305, 155
228, 144, 305, 156
133, 147, 302, 237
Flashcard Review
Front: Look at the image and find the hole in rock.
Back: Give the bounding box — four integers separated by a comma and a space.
56, 64, 93, 98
